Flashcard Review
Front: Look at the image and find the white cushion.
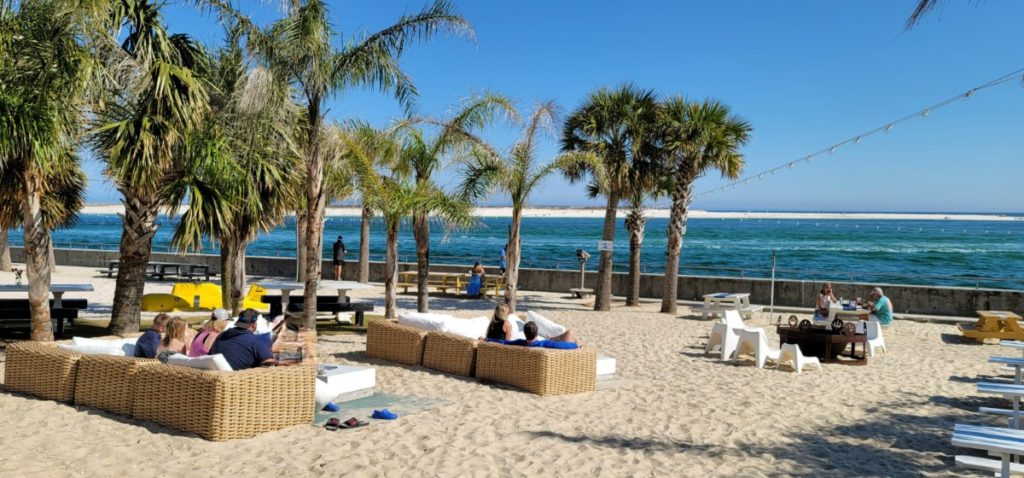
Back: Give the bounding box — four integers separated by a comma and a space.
59, 343, 127, 356
166, 353, 233, 371
507, 314, 527, 341
442, 316, 490, 339
397, 311, 451, 332
526, 311, 566, 339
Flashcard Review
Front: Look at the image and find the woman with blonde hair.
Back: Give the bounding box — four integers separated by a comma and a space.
157, 317, 191, 357
189, 311, 229, 357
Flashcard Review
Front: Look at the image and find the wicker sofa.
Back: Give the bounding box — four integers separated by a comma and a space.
365, 320, 596, 395
2, 340, 315, 440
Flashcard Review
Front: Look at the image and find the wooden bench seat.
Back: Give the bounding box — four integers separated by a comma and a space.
0, 308, 80, 337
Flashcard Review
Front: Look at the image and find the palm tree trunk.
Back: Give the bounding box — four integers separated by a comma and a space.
295, 212, 308, 281
625, 208, 646, 307
227, 237, 247, 314
22, 173, 52, 341
219, 242, 232, 311
358, 203, 371, 283
109, 193, 159, 334
0, 229, 12, 271
47, 236, 56, 273
413, 212, 430, 312
505, 207, 523, 313
661, 161, 696, 314
302, 101, 325, 330
593, 188, 619, 311
384, 219, 399, 319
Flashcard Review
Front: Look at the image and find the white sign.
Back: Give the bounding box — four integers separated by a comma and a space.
597, 240, 614, 252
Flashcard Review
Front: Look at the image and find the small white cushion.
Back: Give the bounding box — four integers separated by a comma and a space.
526, 311, 567, 339
59, 343, 127, 356
507, 314, 527, 341
397, 311, 451, 332
442, 316, 490, 339
166, 353, 233, 371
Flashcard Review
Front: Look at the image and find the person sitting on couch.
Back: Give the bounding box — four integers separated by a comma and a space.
490, 321, 579, 350
485, 303, 515, 341
134, 313, 171, 358
189, 309, 229, 357
157, 317, 191, 358
209, 309, 275, 370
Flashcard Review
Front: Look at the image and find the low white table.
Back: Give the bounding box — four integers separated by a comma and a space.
0, 283, 94, 308
315, 364, 376, 407
597, 355, 617, 378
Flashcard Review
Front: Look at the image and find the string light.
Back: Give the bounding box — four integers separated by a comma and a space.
693, 67, 1024, 200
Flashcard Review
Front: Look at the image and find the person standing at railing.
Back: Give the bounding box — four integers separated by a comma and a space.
332, 236, 347, 280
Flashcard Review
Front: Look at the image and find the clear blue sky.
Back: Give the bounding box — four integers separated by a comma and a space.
81, 0, 1024, 213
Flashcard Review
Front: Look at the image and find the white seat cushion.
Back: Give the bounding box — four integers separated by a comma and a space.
397, 311, 452, 332
59, 337, 139, 356
165, 353, 233, 371
442, 316, 490, 339
526, 311, 567, 339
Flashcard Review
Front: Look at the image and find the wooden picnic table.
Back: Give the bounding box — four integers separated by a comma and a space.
398, 271, 504, 297
960, 310, 1024, 342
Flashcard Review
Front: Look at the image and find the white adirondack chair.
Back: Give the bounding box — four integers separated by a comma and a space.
706, 311, 749, 360
777, 343, 822, 374
733, 328, 780, 369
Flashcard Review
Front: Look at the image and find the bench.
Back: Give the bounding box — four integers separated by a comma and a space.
0, 307, 80, 337
181, 265, 212, 281
397, 282, 417, 294
0, 298, 88, 310
262, 295, 372, 325
569, 287, 593, 298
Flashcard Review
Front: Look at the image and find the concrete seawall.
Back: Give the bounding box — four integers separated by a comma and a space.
11, 247, 1023, 317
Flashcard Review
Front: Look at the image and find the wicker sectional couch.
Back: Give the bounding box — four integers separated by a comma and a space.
366, 320, 596, 396
2, 340, 314, 440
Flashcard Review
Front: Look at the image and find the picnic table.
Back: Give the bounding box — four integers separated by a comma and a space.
0, 284, 93, 337
960, 310, 1024, 342
256, 280, 374, 316
397, 271, 504, 297
0, 283, 94, 308
695, 292, 763, 320
828, 302, 870, 321
105, 261, 211, 281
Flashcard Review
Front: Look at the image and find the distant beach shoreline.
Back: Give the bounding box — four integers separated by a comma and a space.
79, 204, 1023, 221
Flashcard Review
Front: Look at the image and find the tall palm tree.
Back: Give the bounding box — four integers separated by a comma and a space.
0, 1, 95, 340
339, 125, 471, 318
357, 201, 372, 283
658, 97, 751, 314
0, 229, 11, 271
207, 0, 473, 329
561, 84, 660, 311
397, 94, 514, 312
92, 0, 209, 334
458, 101, 588, 312
168, 27, 302, 314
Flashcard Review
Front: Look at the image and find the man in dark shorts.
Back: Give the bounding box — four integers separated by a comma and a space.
332, 236, 347, 280
209, 309, 275, 370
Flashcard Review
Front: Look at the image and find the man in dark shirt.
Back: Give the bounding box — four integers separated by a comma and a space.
209, 309, 275, 370
332, 236, 347, 280
134, 314, 171, 358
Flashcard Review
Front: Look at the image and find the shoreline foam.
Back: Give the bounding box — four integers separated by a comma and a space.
79, 204, 1023, 221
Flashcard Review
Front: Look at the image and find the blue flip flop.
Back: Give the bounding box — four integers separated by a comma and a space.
322, 402, 340, 412
371, 409, 398, 420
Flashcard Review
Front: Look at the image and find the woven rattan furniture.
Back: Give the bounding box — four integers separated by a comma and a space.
131, 365, 315, 441
422, 331, 478, 376
366, 320, 428, 366
74, 355, 157, 416
3, 341, 83, 402
475, 341, 597, 396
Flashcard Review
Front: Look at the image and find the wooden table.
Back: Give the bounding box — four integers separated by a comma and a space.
0, 283, 94, 308
777, 325, 868, 365
398, 271, 503, 297
960, 310, 1024, 342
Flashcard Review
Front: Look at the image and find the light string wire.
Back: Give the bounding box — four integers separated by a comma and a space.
694, 67, 1024, 199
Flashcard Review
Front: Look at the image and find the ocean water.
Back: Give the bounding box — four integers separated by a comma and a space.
7, 214, 1024, 290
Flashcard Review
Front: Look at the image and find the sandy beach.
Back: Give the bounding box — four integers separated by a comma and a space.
78, 204, 1023, 222
0, 265, 1008, 477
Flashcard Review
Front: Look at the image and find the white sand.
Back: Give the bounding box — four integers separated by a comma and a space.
0, 265, 1007, 476
79, 203, 1022, 221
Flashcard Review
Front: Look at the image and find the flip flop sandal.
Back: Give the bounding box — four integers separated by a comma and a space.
324, 417, 342, 431
371, 409, 398, 420
339, 417, 368, 429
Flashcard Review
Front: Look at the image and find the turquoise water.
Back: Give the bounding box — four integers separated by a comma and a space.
8, 214, 1024, 290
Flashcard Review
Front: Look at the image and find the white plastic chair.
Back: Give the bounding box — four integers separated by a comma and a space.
864, 320, 887, 357
777, 343, 822, 374
706, 311, 749, 360
733, 328, 780, 369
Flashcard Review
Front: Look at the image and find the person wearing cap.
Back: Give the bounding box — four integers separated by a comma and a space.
189, 309, 230, 357
332, 236, 347, 280
209, 309, 275, 370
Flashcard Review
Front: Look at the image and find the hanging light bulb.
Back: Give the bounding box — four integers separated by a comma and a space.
829, 146, 837, 154
921, 109, 930, 118
787, 162, 795, 169
854, 136, 862, 145
884, 124, 893, 133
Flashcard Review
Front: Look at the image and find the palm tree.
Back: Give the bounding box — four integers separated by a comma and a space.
207, 0, 473, 329
458, 101, 587, 312
338, 125, 471, 318
658, 97, 752, 314
906, 1, 943, 28
397, 94, 514, 312
561, 84, 660, 311
0, 1, 95, 340
0, 230, 11, 271
91, 1, 209, 334
357, 201, 372, 283
168, 27, 302, 314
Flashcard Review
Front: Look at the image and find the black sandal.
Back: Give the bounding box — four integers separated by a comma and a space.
324, 417, 342, 431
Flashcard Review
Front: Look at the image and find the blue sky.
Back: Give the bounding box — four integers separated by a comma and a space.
82, 0, 1024, 212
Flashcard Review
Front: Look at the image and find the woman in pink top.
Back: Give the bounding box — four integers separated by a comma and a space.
189, 315, 229, 357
